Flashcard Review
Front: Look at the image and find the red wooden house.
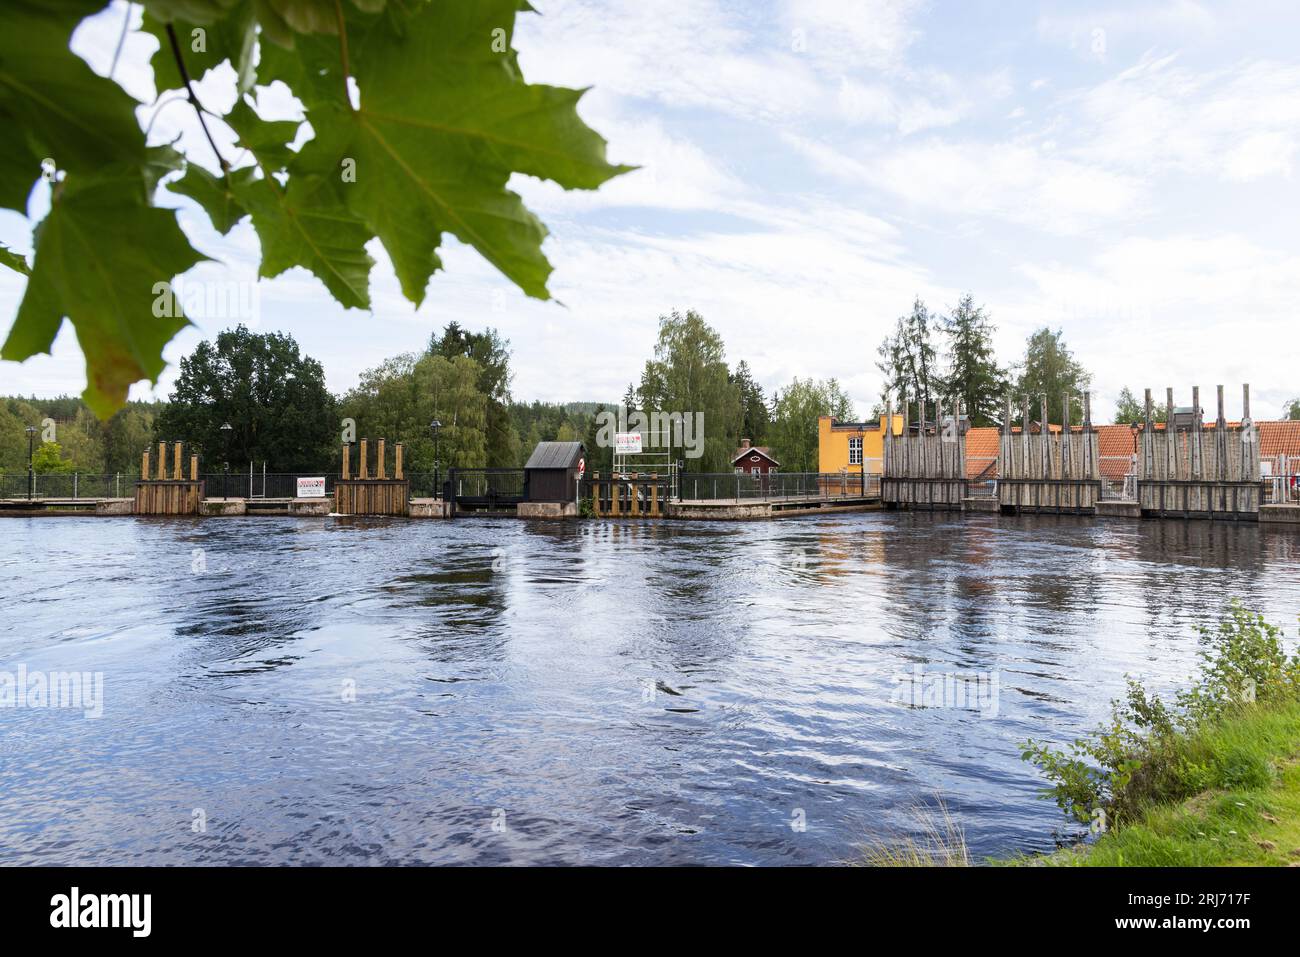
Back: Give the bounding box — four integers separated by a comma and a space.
731, 439, 780, 476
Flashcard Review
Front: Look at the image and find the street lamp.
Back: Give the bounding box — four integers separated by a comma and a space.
25, 425, 37, 500
220, 422, 233, 499
429, 419, 442, 498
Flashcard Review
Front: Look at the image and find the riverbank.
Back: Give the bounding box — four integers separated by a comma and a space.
1027, 700, 1300, 866
861, 602, 1300, 867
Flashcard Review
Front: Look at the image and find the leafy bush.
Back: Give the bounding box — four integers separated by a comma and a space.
1022, 601, 1300, 829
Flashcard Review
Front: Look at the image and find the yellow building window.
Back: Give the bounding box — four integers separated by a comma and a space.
849, 436, 863, 465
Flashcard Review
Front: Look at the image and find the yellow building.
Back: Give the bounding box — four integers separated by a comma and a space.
818, 414, 904, 475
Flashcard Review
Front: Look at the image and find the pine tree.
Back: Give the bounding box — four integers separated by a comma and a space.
876, 297, 939, 422
731, 359, 770, 444
939, 294, 1008, 427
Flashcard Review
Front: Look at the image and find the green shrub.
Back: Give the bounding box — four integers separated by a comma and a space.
1022, 601, 1300, 830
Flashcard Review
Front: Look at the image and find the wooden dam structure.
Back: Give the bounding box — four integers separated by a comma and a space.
135, 441, 204, 515
1138, 385, 1261, 520
336, 438, 409, 516
998, 393, 1100, 515
882, 395, 967, 510
881, 383, 1268, 521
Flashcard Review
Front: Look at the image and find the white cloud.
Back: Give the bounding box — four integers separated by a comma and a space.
1067, 54, 1300, 182
788, 135, 1146, 235
1008, 233, 1300, 418
1036, 1, 1217, 62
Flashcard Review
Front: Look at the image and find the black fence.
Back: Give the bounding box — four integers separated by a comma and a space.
447, 468, 527, 510
678, 471, 880, 502
0, 472, 141, 499
1, 469, 457, 502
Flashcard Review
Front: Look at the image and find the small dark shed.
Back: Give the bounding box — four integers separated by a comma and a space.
524, 441, 585, 502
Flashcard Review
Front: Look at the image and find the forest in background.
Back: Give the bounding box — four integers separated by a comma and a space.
5, 300, 1281, 480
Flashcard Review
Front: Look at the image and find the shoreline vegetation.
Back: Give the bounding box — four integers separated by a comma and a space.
862, 602, 1300, 867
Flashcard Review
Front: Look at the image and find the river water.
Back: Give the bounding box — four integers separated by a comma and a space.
1, 513, 1297, 865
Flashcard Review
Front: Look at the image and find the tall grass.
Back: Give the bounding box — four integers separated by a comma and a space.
855, 799, 970, 867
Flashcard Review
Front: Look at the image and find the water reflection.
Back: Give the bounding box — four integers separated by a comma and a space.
0, 512, 1296, 865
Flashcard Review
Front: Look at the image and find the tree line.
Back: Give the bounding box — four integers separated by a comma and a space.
874, 294, 1094, 427
3, 306, 1297, 478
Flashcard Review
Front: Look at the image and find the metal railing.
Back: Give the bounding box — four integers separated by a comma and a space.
965, 456, 998, 498
1092, 455, 1134, 501
0, 472, 142, 500
678, 471, 879, 502
448, 468, 527, 504
1264, 455, 1297, 504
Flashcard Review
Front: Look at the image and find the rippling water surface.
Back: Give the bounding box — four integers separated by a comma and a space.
1, 513, 1297, 865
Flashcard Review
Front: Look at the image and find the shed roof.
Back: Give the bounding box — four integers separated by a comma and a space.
524, 441, 585, 470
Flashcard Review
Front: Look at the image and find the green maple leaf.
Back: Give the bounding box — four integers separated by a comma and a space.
0, 244, 31, 275
264, 0, 632, 305
1, 168, 208, 417
143, 0, 258, 95
0, 1, 147, 213
223, 100, 374, 307
168, 164, 254, 234
3, 0, 630, 417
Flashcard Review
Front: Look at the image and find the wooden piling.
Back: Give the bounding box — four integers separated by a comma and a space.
190, 454, 199, 481
1061, 392, 1072, 481
341, 442, 351, 481
376, 439, 387, 480
359, 439, 369, 480
157, 441, 167, 480
1191, 386, 1203, 480
394, 442, 404, 480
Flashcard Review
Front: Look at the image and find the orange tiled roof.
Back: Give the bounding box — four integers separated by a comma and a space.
958, 420, 1300, 479
966, 427, 999, 478
1260, 420, 1300, 460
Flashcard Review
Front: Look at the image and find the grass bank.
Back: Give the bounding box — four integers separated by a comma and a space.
1028, 700, 1300, 866
861, 603, 1300, 866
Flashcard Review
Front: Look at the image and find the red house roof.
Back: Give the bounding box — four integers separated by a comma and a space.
731, 445, 780, 467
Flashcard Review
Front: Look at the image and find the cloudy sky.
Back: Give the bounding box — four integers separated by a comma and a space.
1, 0, 1297, 420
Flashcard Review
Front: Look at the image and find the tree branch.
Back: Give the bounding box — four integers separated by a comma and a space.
165, 24, 229, 172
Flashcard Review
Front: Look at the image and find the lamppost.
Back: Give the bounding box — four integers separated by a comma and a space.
25, 425, 37, 500
220, 422, 233, 499
429, 419, 442, 498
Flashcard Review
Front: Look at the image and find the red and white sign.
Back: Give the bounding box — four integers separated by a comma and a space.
297, 477, 326, 498
577, 457, 586, 478
615, 432, 642, 454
